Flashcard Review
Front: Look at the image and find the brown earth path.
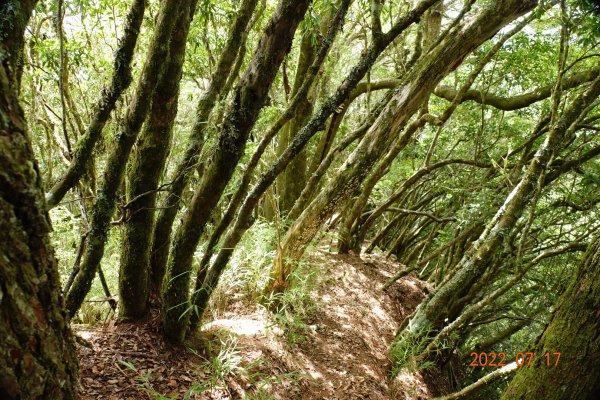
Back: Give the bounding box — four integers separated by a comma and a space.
76, 249, 440, 399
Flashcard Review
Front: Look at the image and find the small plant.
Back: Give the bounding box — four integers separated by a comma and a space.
189, 338, 304, 398
189, 336, 243, 394
264, 260, 319, 346
242, 358, 306, 399
205, 220, 278, 318
389, 326, 438, 378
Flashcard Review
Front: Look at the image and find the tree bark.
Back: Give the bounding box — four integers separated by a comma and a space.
189, 0, 440, 322
118, 1, 197, 320
45, 0, 146, 208
404, 75, 600, 337
271, 0, 539, 295
500, 233, 600, 400
0, 0, 38, 88
150, 0, 259, 292
64, 0, 185, 318
161, 0, 312, 344
0, 51, 78, 400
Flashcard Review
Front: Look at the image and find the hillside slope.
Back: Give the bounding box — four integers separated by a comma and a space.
76, 249, 447, 399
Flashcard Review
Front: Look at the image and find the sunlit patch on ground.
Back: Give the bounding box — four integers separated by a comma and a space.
74, 249, 441, 399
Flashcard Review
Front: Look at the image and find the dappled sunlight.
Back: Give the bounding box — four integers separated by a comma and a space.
202, 318, 284, 337
76, 328, 97, 341
182, 248, 431, 399
71, 244, 443, 399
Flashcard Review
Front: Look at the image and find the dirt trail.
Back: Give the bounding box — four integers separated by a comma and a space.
201, 249, 432, 399
76, 249, 434, 399
283, 251, 418, 399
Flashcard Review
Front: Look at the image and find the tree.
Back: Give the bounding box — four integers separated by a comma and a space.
500, 233, 600, 399
64, 0, 188, 317
12, 4, 600, 398
149, 0, 261, 296
269, 0, 539, 295
118, 0, 198, 321
0, 2, 78, 397
161, 0, 313, 343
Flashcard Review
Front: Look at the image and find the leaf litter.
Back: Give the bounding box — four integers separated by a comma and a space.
75, 249, 447, 399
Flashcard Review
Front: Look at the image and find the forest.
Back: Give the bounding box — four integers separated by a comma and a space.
1, 0, 600, 398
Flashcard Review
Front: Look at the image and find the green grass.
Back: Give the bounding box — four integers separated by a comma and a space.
263, 258, 321, 346
389, 326, 440, 378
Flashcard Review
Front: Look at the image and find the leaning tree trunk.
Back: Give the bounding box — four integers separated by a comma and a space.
189, 0, 441, 319
45, 0, 146, 208
64, 0, 185, 318
269, 0, 539, 296
118, 0, 197, 321
0, 50, 78, 399
149, 0, 259, 293
276, 30, 316, 214
161, 0, 312, 344
500, 233, 600, 400
402, 75, 600, 337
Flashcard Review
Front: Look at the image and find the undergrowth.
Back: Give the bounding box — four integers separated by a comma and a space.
206, 220, 279, 319
389, 327, 439, 378
264, 260, 320, 346
119, 336, 304, 399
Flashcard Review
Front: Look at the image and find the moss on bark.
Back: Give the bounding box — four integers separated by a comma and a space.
162, 0, 312, 343
500, 234, 600, 399
1, 54, 78, 399
119, 1, 197, 321
65, 0, 185, 318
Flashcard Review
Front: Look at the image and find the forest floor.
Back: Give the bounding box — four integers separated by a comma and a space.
75, 247, 449, 399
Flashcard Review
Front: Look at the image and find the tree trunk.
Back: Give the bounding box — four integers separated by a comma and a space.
188, 0, 438, 322
150, 0, 259, 292
500, 233, 600, 400
118, 1, 197, 320
270, 0, 539, 295
0, 55, 78, 399
338, 117, 427, 253
0, 0, 38, 89
161, 0, 312, 344
276, 31, 317, 214
404, 75, 600, 336
64, 0, 185, 318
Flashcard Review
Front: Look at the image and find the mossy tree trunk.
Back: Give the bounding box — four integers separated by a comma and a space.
149, 0, 259, 293
276, 32, 316, 214
269, 0, 539, 296
161, 0, 312, 344
64, 0, 185, 318
190, 0, 438, 320
118, 1, 197, 320
403, 75, 600, 337
0, 29, 78, 398
0, 0, 38, 89
45, 0, 146, 208
500, 233, 600, 399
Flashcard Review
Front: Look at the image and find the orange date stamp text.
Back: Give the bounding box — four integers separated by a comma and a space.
468, 351, 561, 367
